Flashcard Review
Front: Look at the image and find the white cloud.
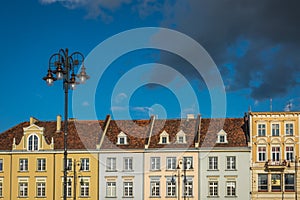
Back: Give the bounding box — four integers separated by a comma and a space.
111, 106, 127, 112
82, 101, 90, 107
114, 93, 128, 104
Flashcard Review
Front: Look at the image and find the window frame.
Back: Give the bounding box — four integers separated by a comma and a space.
151, 157, 161, 171
80, 158, 90, 171
36, 182, 46, 197
208, 181, 218, 197
166, 179, 176, 197
124, 157, 133, 171
285, 122, 294, 136
208, 157, 218, 170
226, 181, 236, 197
28, 134, 39, 151
258, 146, 267, 162
0, 159, 3, 172
271, 174, 282, 192
19, 159, 28, 172
271, 146, 281, 162
150, 179, 160, 197
123, 181, 133, 197
226, 156, 236, 170
19, 182, 28, 197
106, 157, 117, 172
166, 157, 176, 170
80, 179, 89, 197
258, 123, 266, 136
285, 174, 295, 192
106, 182, 116, 198
271, 123, 280, 136
258, 174, 268, 192
37, 158, 46, 172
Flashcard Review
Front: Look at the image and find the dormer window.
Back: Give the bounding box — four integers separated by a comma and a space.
28, 134, 39, 151
176, 130, 187, 144
159, 131, 169, 144
117, 131, 128, 145
217, 129, 228, 144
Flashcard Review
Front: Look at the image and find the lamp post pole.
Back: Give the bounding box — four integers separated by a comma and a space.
43, 48, 89, 200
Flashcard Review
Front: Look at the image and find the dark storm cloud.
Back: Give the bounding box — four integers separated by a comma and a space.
158, 0, 300, 100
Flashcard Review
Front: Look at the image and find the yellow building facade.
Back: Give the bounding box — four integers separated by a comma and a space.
0, 117, 99, 200
249, 111, 300, 200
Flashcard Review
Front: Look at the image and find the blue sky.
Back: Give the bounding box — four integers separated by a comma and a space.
0, 0, 299, 132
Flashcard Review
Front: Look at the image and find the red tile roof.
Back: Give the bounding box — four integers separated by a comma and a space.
0, 117, 248, 151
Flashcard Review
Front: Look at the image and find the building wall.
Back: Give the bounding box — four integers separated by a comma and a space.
99, 151, 144, 200
250, 112, 300, 200
199, 148, 251, 200
144, 150, 198, 200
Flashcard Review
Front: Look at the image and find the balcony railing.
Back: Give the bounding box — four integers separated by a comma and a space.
265, 160, 288, 170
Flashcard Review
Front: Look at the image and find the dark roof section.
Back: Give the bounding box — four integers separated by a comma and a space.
199, 118, 248, 148
0, 117, 248, 151
0, 120, 105, 150
148, 118, 198, 149
100, 119, 152, 150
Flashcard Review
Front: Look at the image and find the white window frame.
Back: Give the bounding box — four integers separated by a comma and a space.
166, 157, 176, 170
176, 130, 186, 143
123, 181, 133, 197
271, 123, 280, 136
80, 158, 90, 171
184, 177, 193, 197
19, 159, 28, 171
66, 158, 72, 171
0, 179, 3, 197
217, 130, 228, 143
124, 157, 133, 171
166, 178, 176, 197
208, 157, 218, 170
183, 157, 193, 170
117, 131, 128, 145
19, 182, 28, 197
285, 122, 294, 136
28, 134, 39, 151
150, 177, 160, 197
159, 130, 169, 144
37, 158, 46, 171
106, 182, 116, 197
258, 123, 266, 136
106, 157, 116, 171
258, 146, 267, 162
80, 178, 89, 197
226, 181, 236, 197
36, 181, 46, 197
151, 157, 160, 171
286, 146, 294, 161
271, 146, 281, 162
209, 181, 218, 197
226, 156, 236, 170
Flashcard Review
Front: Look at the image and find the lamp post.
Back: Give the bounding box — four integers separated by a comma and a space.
68, 159, 83, 200
172, 158, 193, 200
43, 48, 89, 200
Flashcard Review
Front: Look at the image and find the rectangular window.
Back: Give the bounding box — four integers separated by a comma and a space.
166, 179, 176, 197
258, 146, 267, 162
271, 174, 281, 192
272, 123, 280, 136
286, 146, 294, 161
80, 158, 90, 171
123, 182, 133, 197
166, 157, 176, 170
0, 159, 3, 172
162, 137, 167, 144
285, 174, 295, 191
183, 157, 193, 170
106, 182, 116, 197
178, 136, 184, 143
208, 157, 218, 170
285, 123, 294, 136
19, 182, 28, 197
184, 179, 193, 197
258, 124, 266, 136
226, 181, 236, 196
258, 174, 268, 192
67, 180, 72, 197
106, 157, 116, 171
19, 159, 28, 171
209, 181, 218, 197
0, 181, 3, 197
124, 157, 133, 171
150, 180, 160, 197
37, 158, 46, 171
80, 180, 89, 197
36, 182, 46, 197
226, 156, 236, 170
272, 147, 280, 162
151, 157, 160, 171
63, 158, 73, 171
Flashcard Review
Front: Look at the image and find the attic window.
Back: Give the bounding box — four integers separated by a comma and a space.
176, 130, 187, 144
217, 129, 228, 144
28, 134, 39, 151
117, 131, 128, 145
159, 131, 169, 144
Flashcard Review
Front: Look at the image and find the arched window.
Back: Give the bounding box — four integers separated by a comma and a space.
28, 135, 39, 151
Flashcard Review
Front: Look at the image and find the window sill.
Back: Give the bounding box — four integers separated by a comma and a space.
207, 169, 219, 171
225, 195, 238, 198
225, 169, 237, 171
79, 196, 90, 198
122, 196, 134, 198
150, 196, 161, 198
105, 196, 117, 198
207, 196, 219, 198
106, 170, 118, 172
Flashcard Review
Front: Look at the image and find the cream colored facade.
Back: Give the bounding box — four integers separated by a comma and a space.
144, 151, 198, 199
249, 112, 300, 200
0, 118, 99, 200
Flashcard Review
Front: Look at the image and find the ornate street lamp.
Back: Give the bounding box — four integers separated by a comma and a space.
172, 158, 193, 200
43, 48, 89, 200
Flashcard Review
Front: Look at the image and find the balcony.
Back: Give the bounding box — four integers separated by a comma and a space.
265, 160, 288, 171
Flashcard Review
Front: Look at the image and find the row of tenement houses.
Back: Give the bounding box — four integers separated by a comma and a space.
0, 111, 299, 199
